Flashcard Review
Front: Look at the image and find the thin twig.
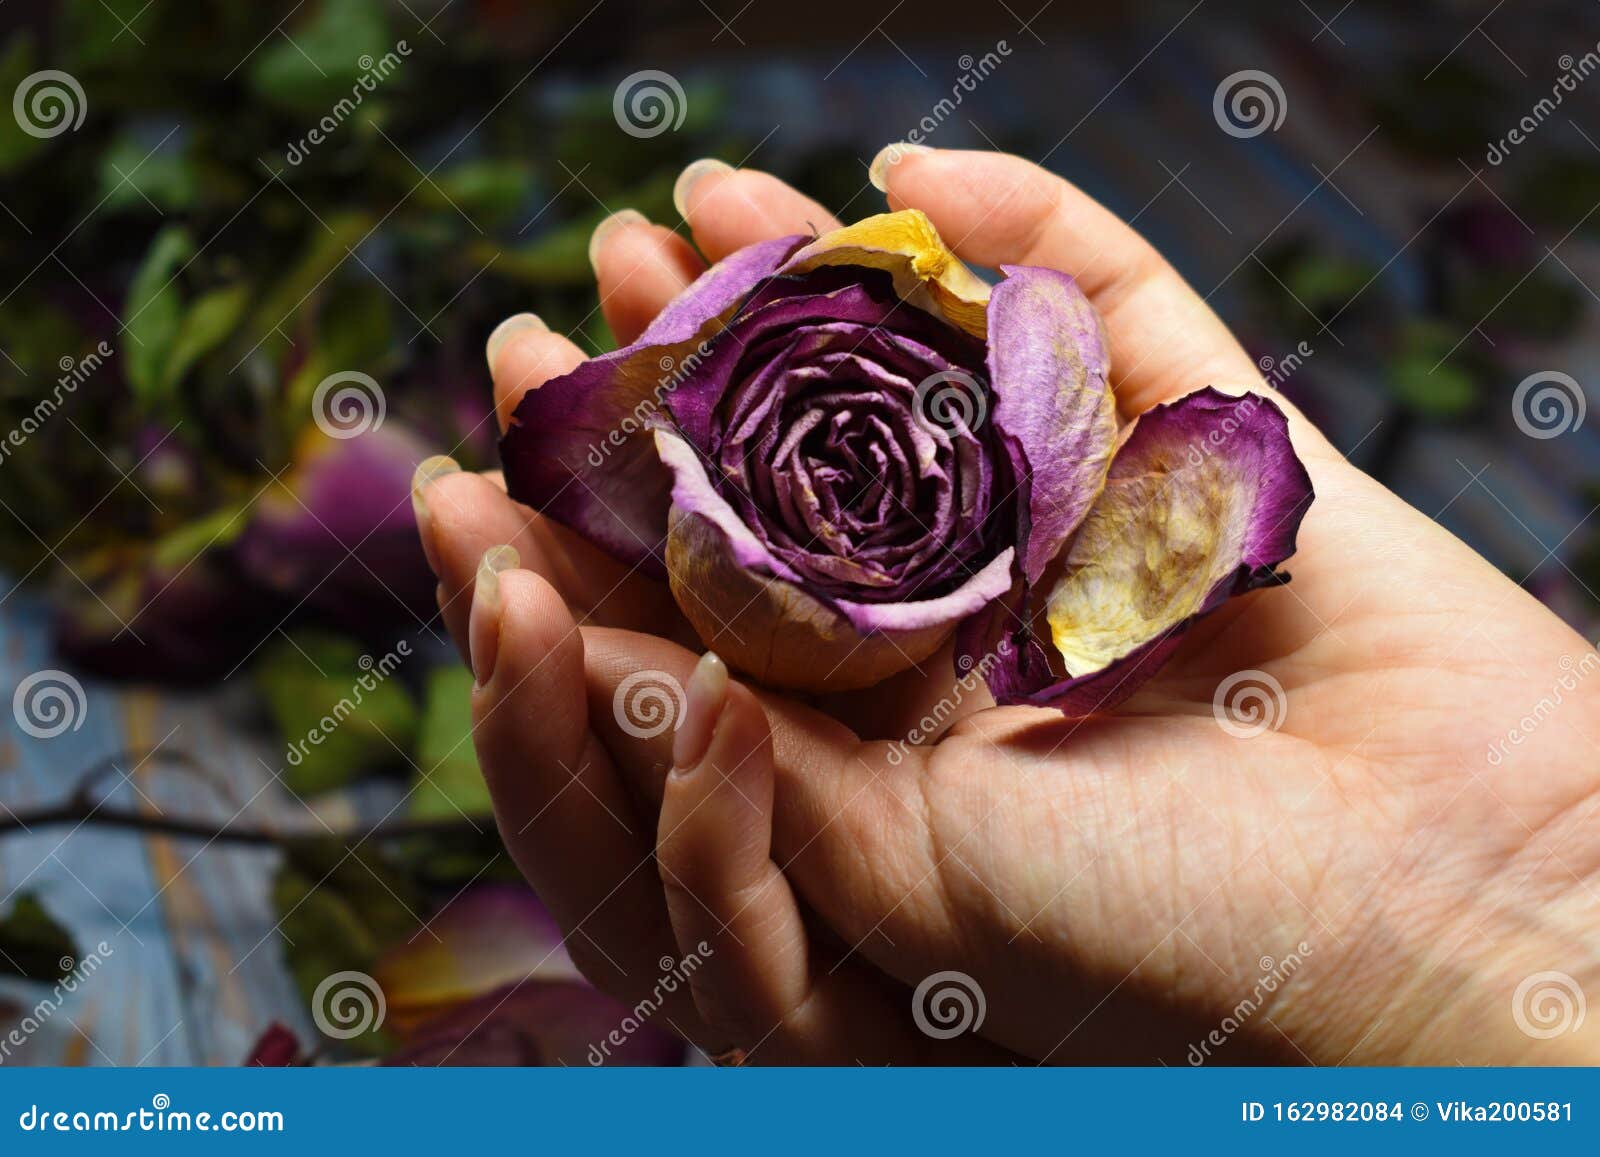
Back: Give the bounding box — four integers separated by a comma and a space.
0, 750, 483, 847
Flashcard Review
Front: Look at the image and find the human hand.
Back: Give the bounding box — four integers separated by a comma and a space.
412, 149, 1600, 1065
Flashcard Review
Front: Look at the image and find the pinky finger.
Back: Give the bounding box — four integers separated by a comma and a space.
656, 653, 811, 1055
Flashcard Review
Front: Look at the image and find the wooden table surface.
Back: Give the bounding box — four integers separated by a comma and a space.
1, 594, 316, 1066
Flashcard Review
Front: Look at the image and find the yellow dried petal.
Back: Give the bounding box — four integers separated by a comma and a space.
784, 209, 990, 338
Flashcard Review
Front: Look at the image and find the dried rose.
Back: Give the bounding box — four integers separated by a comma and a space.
500, 209, 1312, 711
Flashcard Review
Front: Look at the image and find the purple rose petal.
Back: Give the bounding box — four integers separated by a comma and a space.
987, 265, 1118, 584
966, 388, 1313, 716
500, 235, 808, 574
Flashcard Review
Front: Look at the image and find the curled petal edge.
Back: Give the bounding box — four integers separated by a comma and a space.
962, 388, 1314, 717
784, 209, 991, 339
499, 234, 808, 573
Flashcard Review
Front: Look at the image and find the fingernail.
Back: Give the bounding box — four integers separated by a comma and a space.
868, 142, 928, 193
470, 544, 520, 685
587, 209, 650, 275
485, 313, 547, 374
410, 455, 460, 575
672, 652, 729, 772
672, 158, 733, 220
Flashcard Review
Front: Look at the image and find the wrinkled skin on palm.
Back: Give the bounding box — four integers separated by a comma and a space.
501, 210, 1313, 712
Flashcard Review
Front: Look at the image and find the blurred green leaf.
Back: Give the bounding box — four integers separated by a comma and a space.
283, 278, 393, 424
148, 499, 251, 569
0, 35, 48, 173
255, 630, 416, 794
1283, 253, 1372, 315
122, 225, 194, 408
273, 842, 420, 1056
1516, 158, 1600, 240
409, 666, 491, 820
0, 894, 79, 983
63, 0, 163, 71
0, 301, 81, 380
422, 161, 536, 227
246, 210, 373, 363
250, 0, 391, 113
1386, 322, 1481, 419
483, 172, 676, 285
164, 282, 251, 391
97, 131, 199, 212
317, 279, 393, 369
476, 219, 593, 286
1447, 268, 1581, 345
